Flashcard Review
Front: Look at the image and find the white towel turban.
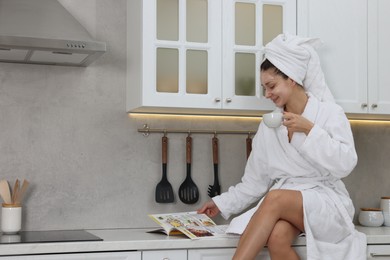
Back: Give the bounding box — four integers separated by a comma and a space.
263, 33, 335, 103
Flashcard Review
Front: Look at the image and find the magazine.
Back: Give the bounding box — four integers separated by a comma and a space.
148, 211, 237, 240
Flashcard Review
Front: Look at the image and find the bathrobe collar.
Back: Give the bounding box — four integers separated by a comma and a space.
277, 92, 319, 148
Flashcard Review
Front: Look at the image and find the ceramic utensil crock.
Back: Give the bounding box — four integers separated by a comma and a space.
380, 197, 390, 226
1, 203, 22, 234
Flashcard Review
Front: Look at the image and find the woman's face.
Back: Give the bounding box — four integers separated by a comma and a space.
261, 69, 293, 107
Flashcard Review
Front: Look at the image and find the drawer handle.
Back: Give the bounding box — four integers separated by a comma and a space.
371, 253, 390, 257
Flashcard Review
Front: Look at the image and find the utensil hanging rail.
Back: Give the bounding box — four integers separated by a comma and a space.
138, 124, 257, 136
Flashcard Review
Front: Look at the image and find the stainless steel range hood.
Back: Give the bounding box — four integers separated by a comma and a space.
0, 0, 106, 67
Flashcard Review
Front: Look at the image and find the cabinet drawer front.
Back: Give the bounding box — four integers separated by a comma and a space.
188, 248, 236, 259
0, 252, 141, 260
142, 250, 187, 260
368, 245, 390, 259
188, 247, 306, 260
188, 248, 269, 260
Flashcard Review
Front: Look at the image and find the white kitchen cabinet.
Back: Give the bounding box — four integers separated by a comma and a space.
189, 248, 240, 259
367, 0, 390, 114
142, 249, 187, 260
188, 248, 266, 260
221, 0, 296, 112
297, 0, 367, 114
0, 251, 141, 260
127, 0, 296, 116
188, 247, 307, 259
298, 0, 390, 115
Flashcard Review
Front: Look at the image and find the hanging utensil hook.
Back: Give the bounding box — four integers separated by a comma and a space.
142, 124, 150, 137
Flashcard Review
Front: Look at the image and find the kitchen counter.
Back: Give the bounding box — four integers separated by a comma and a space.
356, 225, 390, 244
0, 226, 388, 256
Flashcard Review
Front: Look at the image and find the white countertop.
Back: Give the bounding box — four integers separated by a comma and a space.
356, 225, 390, 244
0, 226, 388, 256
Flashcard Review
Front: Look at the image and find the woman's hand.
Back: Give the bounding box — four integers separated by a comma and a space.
283, 111, 314, 135
197, 200, 220, 218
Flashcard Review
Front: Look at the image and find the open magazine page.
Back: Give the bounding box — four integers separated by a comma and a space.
148, 211, 237, 239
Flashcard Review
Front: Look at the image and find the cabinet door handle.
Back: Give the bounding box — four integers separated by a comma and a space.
225, 98, 232, 103
371, 103, 378, 109
361, 103, 368, 109
214, 98, 221, 103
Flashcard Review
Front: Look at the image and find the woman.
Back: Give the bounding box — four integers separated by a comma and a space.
198, 34, 366, 259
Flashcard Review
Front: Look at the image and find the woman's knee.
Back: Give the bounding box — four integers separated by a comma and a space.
267, 220, 297, 253
252, 190, 285, 220
261, 190, 302, 211
259, 190, 286, 212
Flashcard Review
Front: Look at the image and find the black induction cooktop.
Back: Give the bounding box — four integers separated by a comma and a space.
0, 230, 103, 244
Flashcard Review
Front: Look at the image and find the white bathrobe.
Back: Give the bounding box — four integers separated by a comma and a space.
213, 93, 367, 259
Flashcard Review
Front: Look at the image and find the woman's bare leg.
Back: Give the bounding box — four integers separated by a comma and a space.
232, 189, 304, 260
267, 220, 301, 260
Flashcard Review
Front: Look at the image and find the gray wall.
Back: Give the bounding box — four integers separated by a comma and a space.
0, 0, 385, 231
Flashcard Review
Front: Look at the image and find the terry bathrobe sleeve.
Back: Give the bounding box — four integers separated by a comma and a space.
298, 103, 357, 178
212, 130, 273, 219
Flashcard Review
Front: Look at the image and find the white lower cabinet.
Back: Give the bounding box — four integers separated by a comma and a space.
367, 245, 390, 259
188, 248, 237, 260
142, 249, 187, 260
188, 247, 307, 260
0, 252, 141, 260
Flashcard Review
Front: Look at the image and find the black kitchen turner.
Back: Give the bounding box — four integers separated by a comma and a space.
179, 135, 199, 204
208, 136, 221, 197
155, 136, 174, 203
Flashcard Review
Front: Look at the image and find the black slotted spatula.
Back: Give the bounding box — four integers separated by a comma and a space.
155, 136, 174, 203
178, 136, 199, 204
208, 136, 221, 197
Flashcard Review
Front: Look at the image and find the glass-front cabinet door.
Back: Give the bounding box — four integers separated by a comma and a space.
127, 0, 297, 114
142, 0, 222, 110
222, 0, 296, 111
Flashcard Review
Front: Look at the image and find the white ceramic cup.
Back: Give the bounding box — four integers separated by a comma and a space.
358, 208, 384, 227
1, 204, 22, 234
262, 112, 283, 128
380, 197, 390, 226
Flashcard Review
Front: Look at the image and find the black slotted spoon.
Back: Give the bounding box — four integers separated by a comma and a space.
178, 135, 199, 204
155, 135, 174, 203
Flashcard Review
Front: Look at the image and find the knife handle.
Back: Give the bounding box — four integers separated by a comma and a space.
186, 136, 192, 164
212, 137, 218, 164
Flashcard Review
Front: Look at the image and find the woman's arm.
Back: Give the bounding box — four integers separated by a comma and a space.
212, 132, 273, 219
